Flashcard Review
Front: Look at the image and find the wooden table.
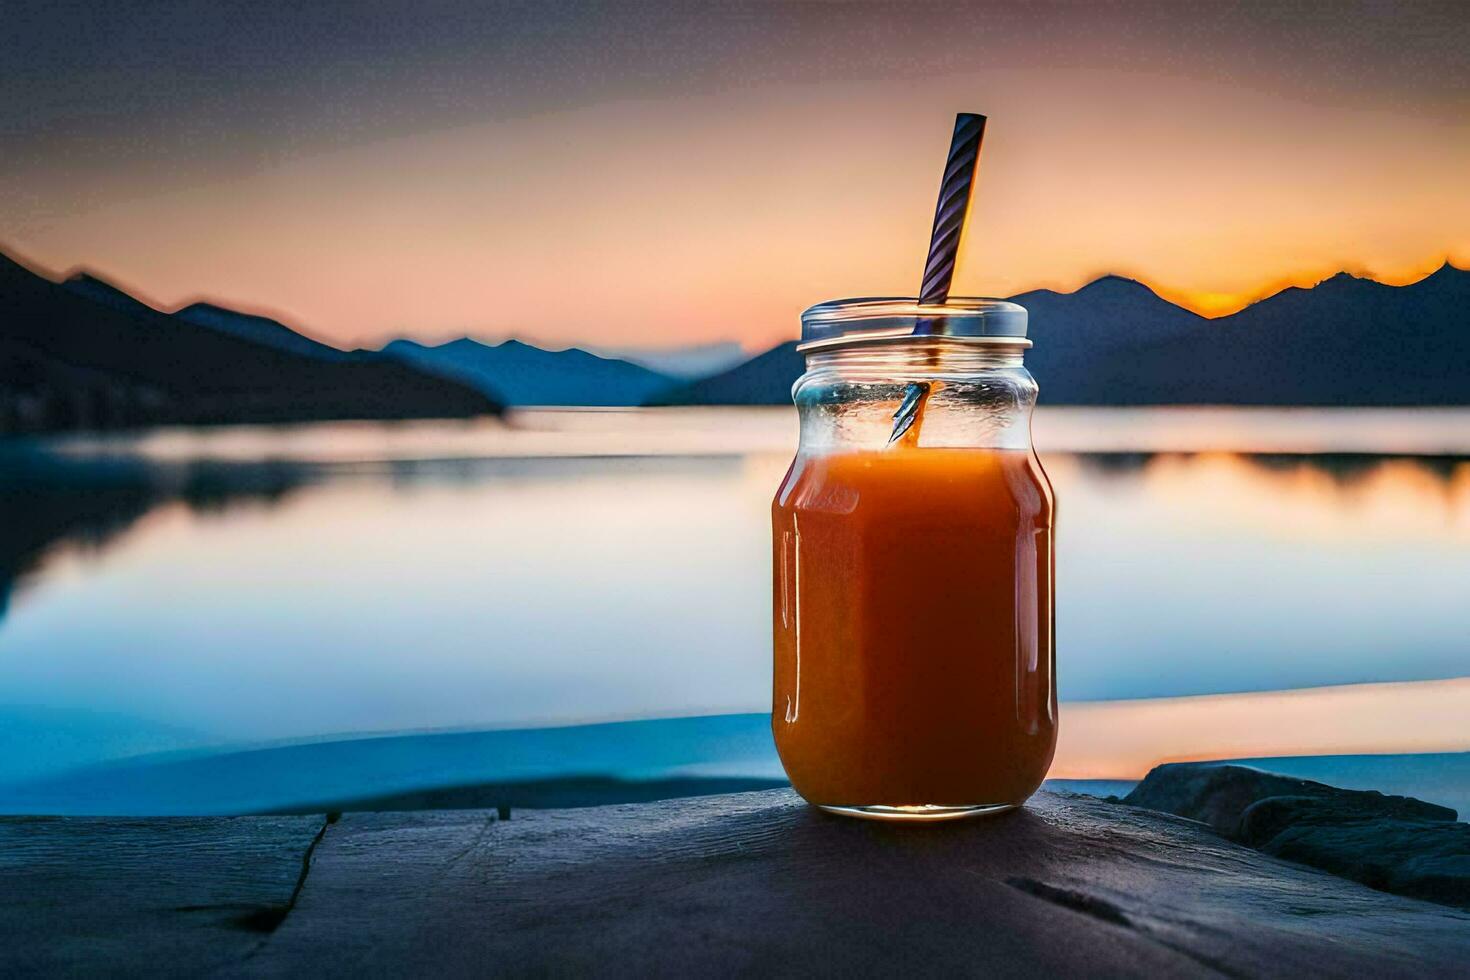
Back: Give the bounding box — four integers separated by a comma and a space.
3, 790, 1466, 977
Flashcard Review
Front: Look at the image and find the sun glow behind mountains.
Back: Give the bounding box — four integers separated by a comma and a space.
1156, 255, 1466, 318
2, 2, 1466, 348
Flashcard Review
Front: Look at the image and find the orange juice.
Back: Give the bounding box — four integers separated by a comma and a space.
772, 446, 1055, 813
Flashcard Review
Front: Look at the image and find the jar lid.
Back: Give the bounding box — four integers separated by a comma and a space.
798, 297, 1028, 352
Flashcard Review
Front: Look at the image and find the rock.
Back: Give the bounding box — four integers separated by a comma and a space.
1123, 763, 1456, 836
6, 790, 1470, 976
1123, 763, 1468, 908
1242, 796, 1470, 908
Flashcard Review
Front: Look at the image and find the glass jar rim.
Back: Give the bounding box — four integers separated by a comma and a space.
798, 296, 1028, 352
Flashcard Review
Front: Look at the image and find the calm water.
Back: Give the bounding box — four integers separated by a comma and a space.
2, 408, 1468, 811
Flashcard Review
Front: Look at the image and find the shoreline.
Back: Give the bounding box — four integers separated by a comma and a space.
4, 706, 1467, 819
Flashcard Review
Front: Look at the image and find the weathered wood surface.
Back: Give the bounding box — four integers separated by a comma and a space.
0, 814, 326, 976
4, 791, 1469, 977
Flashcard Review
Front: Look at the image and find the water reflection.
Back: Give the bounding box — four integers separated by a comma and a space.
1068, 451, 1470, 543
0, 447, 316, 620
1051, 450, 1470, 700
2, 427, 1468, 792
0, 448, 773, 761
1079, 450, 1470, 484
7, 446, 1468, 627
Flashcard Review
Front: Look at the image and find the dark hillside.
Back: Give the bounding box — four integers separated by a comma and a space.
0, 252, 498, 433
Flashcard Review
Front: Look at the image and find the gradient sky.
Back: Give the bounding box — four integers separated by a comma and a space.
4, 1, 1467, 349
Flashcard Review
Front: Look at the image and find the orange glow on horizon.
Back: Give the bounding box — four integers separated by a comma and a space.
11, 244, 1468, 350
5, 61, 1467, 349
1152, 254, 1466, 319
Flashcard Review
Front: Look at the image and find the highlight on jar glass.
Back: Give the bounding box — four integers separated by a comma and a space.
770, 112, 1056, 822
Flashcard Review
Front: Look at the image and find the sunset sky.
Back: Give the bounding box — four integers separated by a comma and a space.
4, 1, 1467, 350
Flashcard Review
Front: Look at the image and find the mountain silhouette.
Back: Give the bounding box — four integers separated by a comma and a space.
14, 248, 1468, 422
588, 341, 749, 380
653, 266, 1470, 406
1015, 275, 1206, 402
65, 273, 356, 362
1083, 265, 1470, 405
1, 252, 499, 433
61, 273, 172, 319
173, 302, 357, 362
385, 337, 674, 406
647, 341, 803, 406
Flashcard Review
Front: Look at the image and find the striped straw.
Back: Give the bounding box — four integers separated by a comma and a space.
889, 112, 987, 445
917, 112, 987, 314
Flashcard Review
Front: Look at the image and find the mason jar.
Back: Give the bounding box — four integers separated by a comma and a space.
771, 297, 1056, 821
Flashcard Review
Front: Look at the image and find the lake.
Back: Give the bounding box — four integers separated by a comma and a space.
2, 407, 1468, 814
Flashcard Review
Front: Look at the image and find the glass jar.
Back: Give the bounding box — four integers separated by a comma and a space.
771, 297, 1056, 821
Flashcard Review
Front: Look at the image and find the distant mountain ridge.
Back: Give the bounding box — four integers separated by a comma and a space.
65, 273, 358, 363
173, 302, 358, 362
648, 341, 803, 406
384, 337, 674, 407
10, 246, 1468, 430
1, 253, 498, 434
653, 266, 1470, 406
586, 341, 748, 380
1087, 266, 1470, 405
